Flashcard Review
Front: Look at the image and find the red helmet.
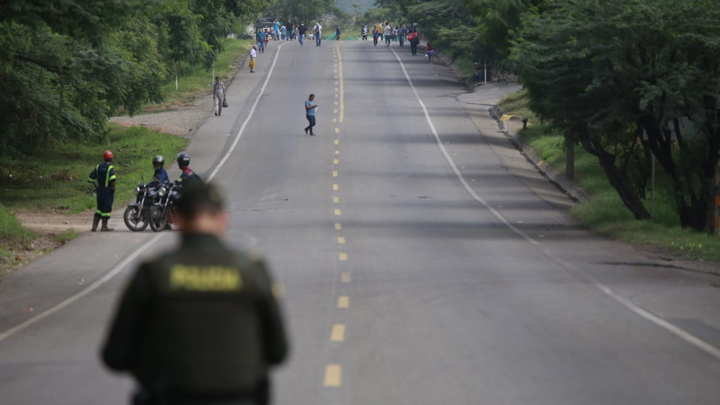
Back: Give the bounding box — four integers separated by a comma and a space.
103, 150, 114, 161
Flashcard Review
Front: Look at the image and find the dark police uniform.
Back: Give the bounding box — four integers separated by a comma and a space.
102, 234, 288, 404
88, 162, 116, 218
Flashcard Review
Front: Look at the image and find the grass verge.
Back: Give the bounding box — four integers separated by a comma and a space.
499, 91, 720, 262
144, 38, 255, 111
0, 124, 187, 213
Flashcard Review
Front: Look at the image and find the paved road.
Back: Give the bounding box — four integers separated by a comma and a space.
1, 39, 720, 404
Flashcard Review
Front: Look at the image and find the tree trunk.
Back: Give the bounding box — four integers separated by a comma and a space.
595, 151, 652, 220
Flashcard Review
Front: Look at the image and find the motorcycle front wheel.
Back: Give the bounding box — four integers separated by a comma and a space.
123, 205, 149, 232
149, 206, 168, 232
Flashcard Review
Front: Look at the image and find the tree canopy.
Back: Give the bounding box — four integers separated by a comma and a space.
511, 0, 720, 231
0, 0, 266, 156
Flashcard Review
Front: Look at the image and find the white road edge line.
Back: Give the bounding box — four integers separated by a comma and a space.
0, 233, 165, 342
389, 45, 720, 361
0, 43, 290, 344
208, 43, 289, 181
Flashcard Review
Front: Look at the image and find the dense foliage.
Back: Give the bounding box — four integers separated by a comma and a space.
511, 0, 720, 231
265, 0, 338, 26
0, 0, 266, 156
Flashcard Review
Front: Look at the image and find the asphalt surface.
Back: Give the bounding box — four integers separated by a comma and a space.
1, 39, 720, 404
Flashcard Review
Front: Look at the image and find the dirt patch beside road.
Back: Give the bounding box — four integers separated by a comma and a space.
109, 96, 212, 138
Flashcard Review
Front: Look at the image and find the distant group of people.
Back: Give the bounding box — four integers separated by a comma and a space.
363, 22, 422, 55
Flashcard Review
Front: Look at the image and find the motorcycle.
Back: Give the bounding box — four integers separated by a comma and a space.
123, 182, 160, 231
149, 183, 180, 232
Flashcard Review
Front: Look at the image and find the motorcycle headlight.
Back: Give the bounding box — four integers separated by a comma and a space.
158, 186, 167, 197
134, 186, 140, 196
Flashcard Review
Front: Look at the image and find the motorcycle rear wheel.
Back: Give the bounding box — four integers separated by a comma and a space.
149, 206, 168, 232
123, 205, 149, 232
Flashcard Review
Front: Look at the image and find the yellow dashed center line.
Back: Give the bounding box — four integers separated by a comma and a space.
339, 253, 348, 261
334, 139, 339, 145
333, 184, 339, 191
333, 118, 337, 123
338, 296, 349, 308
333, 170, 338, 177
324, 365, 342, 387
333, 196, 340, 203
334, 159, 339, 165
334, 209, 342, 216
337, 45, 344, 123
335, 223, 342, 230
337, 236, 346, 244
341, 272, 351, 283
335, 150, 340, 155
331, 324, 346, 342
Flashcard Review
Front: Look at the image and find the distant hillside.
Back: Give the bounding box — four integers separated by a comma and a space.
336, 0, 376, 14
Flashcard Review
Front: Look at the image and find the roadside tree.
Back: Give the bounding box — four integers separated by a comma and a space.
511, 0, 720, 231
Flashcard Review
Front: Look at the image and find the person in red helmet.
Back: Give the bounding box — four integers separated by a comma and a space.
88, 150, 117, 232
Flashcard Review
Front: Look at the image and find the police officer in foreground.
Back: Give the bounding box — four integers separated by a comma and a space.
88, 150, 117, 232
175, 152, 202, 187
101, 182, 289, 405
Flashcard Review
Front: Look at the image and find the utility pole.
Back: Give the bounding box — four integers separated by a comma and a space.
484, 60, 487, 85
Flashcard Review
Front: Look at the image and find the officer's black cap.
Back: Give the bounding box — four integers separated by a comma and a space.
176, 182, 225, 218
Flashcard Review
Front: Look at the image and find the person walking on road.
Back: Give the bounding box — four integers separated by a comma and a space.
286, 19, 294, 40
335, 26, 341, 40
304, 94, 318, 136
384, 23, 392, 46
273, 19, 280, 41
372, 27, 379, 46
212, 76, 226, 117
88, 150, 117, 232
314, 22, 322, 47
398, 24, 407, 47
102, 181, 289, 405
409, 31, 419, 55
298, 23, 306, 46
361, 25, 368, 41
249, 46, 257, 73
256, 30, 265, 53
426, 42, 435, 63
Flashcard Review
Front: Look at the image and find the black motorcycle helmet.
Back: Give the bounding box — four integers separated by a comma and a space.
152, 155, 165, 167
177, 152, 190, 168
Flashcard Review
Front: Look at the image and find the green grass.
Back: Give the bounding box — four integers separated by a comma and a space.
0, 124, 187, 214
453, 56, 476, 79
498, 89, 537, 122
0, 203, 37, 273
142, 38, 255, 111
55, 229, 79, 244
0, 203, 36, 244
503, 90, 720, 262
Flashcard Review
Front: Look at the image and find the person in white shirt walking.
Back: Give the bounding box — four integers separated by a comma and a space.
314, 22, 322, 47
249, 46, 257, 73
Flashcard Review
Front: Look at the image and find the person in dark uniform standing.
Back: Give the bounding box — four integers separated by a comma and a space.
88, 150, 117, 232
101, 182, 289, 405
175, 152, 202, 187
